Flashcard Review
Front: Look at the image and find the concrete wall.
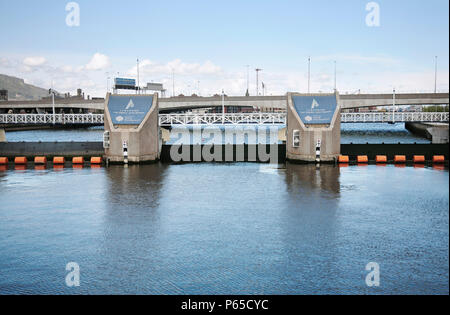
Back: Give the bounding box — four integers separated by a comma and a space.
341, 143, 449, 161
1, 142, 446, 163
104, 93, 160, 163
0, 142, 103, 158
286, 93, 341, 162
0, 129, 6, 142
406, 122, 449, 144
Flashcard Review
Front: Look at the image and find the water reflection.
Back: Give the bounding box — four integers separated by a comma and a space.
278, 164, 342, 292
94, 164, 168, 294
284, 163, 341, 195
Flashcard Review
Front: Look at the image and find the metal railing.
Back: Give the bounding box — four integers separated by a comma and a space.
159, 113, 286, 126
0, 112, 448, 125
0, 114, 104, 125
341, 112, 449, 123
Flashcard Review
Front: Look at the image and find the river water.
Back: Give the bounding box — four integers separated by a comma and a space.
0, 162, 448, 295
3, 123, 431, 144
0, 124, 448, 295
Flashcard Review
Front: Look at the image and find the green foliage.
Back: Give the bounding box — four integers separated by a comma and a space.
423, 105, 449, 112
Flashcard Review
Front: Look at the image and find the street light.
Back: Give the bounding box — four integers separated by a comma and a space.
49, 87, 56, 125
392, 88, 396, 123
334, 61, 337, 92
434, 56, 438, 93
245, 65, 250, 95
308, 57, 311, 93
222, 89, 225, 124
255, 68, 262, 96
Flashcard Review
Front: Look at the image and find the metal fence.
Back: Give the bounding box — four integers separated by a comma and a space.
0, 112, 448, 125
341, 112, 449, 123
0, 114, 104, 125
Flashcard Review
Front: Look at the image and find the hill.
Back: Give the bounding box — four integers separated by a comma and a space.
0, 74, 50, 100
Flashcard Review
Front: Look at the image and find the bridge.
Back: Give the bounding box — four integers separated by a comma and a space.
0, 93, 448, 113
1, 112, 448, 126
159, 93, 449, 112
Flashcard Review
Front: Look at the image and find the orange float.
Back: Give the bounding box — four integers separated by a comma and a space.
90, 157, 102, 164
53, 157, 65, 164
72, 157, 84, 165
433, 156, 445, 164
413, 155, 425, 163
375, 155, 387, 163
357, 155, 369, 163
34, 156, 47, 165
394, 155, 406, 163
14, 157, 27, 165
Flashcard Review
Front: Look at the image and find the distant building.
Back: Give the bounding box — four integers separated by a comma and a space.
0, 90, 7, 101
41, 88, 88, 101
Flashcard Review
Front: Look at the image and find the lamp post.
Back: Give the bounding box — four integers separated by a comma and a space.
308, 57, 311, 93
137, 58, 140, 95
334, 61, 337, 92
255, 69, 262, 96
392, 88, 396, 123
172, 69, 175, 97
222, 89, 225, 124
434, 56, 438, 93
48, 88, 56, 125
246, 65, 250, 95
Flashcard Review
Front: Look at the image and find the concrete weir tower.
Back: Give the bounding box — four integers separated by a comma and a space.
286, 92, 341, 163
104, 93, 160, 163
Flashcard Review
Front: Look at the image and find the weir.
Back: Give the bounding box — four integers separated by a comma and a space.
286, 93, 341, 162
0, 142, 448, 164
104, 94, 161, 163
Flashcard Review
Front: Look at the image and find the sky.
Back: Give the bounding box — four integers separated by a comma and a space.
0, 0, 449, 98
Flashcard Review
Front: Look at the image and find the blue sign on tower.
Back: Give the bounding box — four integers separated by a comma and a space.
292, 95, 338, 125
108, 95, 153, 125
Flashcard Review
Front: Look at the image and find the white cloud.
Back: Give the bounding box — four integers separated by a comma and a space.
128, 59, 222, 77
84, 53, 111, 71
1, 55, 448, 99
23, 56, 47, 67
315, 54, 398, 65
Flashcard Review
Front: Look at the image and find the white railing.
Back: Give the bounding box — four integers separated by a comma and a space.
341, 112, 449, 123
0, 114, 104, 125
160, 112, 449, 126
0, 112, 448, 125
159, 113, 287, 126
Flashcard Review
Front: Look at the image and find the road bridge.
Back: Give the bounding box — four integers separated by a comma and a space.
0, 93, 448, 113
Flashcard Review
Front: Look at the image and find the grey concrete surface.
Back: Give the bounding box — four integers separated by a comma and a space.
1, 93, 448, 112
286, 92, 341, 162
104, 93, 160, 163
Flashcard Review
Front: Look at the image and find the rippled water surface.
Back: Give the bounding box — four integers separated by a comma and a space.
0, 163, 448, 294
4, 123, 430, 144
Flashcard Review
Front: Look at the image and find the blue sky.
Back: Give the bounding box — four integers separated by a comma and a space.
0, 0, 448, 97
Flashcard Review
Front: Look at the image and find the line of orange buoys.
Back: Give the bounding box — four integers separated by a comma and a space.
338, 155, 446, 169
0, 156, 103, 171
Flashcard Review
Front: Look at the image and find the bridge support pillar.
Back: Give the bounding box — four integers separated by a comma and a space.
286, 92, 341, 163
104, 93, 161, 163
0, 129, 6, 142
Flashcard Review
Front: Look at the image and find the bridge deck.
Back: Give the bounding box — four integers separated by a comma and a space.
0, 93, 448, 112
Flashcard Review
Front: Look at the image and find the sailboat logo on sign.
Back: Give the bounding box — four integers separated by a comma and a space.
311, 98, 320, 110
125, 99, 135, 110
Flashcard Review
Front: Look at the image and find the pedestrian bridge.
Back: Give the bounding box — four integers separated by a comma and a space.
0, 112, 448, 126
